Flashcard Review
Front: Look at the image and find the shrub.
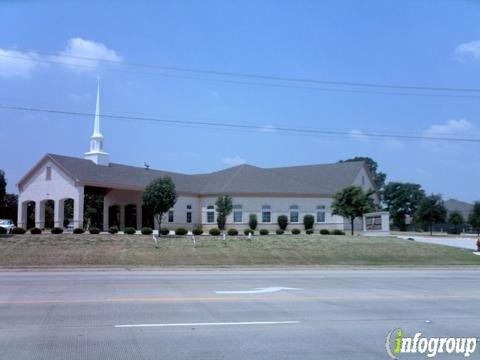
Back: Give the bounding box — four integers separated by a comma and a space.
320, 229, 330, 235
175, 228, 188, 236
248, 214, 258, 231
332, 229, 345, 235
11, 227, 26, 234
30, 227, 42, 235
259, 229, 269, 236
160, 228, 170, 236
192, 227, 203, 236
276, 229, 284, 235
244, 228, 254, 235
303, 214, 315, 230
0, 227, 7, 235
209, 228, 221, 236
141, 227, 153, 235
124, 227, 136, 235
291, 228, 301, 235
277, 215, 289, 230
89, 227, 100, 235
306, 229, 314, 235
109, 226, 119, 234
51, 227, 63, 234
73, 228, 85, 234
227, 228, 239, 236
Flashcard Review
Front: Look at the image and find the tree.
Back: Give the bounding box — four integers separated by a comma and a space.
215, 195, 233, 231
0, 194, 17, 224
340, 157, 386, 190
143, 177, 177, 235
447, 210, 464, 234
415, 194, 447, 235
382, 182, 426, 231
0, 170, 6, 207
469, 202, 480, 235
332, 186, 376, 235
303, 214, 315, 230
84, 193, 104, 229
248, 214, 258, 231
277, 215, 288, 230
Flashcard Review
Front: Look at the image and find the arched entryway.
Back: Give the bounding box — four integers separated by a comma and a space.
109, 205, 120, 228
22, 201, 36, 230
125, 204, 137, 229
42, 200, 55, 229
142, 205, 154, 229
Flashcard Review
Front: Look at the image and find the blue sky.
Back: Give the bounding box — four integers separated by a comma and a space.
1, 0, 480, 201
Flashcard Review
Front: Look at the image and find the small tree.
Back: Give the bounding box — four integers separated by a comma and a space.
215, 195, 233, 231
332, 186, 375, 235
277, 215, 289, 230
248, 214, 258, 231
448, 210, 464, 234
303, 214, 315, 230
142, 177, 177, 236
415, 194, 447, 235
469, 202, 480, 235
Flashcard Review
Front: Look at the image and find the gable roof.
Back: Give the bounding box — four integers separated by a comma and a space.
20, 153, 368, 196
444, 198, 473, 215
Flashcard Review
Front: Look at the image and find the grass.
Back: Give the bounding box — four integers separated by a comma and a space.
0, 233, 478, 267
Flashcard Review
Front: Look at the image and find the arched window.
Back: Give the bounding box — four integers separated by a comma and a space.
207, 205, 215, 223
316, 205, 326, 223
233, 204, 243, 223
262, 205, 271, 223
290, 205, 299, 223
186, 205, 192, 223
168, 210, 174, 223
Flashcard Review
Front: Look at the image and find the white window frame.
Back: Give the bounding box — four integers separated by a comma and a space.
262, 205, 271, 223
46, 166, 52, 181
206, 205, 215, 223
233, 204, 243, 223
316, 205, 326, 223
290, 205, 299, 223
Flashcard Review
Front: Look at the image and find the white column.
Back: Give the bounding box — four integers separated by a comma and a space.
17, 201, 27, 229
119, 205, 125, 230
136, 205, 142, 230
35, 201, 45, 229
54, 199, 65, 228
73, 187, 84, 229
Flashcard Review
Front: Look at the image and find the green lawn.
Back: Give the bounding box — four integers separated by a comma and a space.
0, 233, 478, 267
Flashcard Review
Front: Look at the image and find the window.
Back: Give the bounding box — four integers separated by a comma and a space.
316, 205, 326, 223
290, 205, 299, 223
46, 166, 52, 181
186, 205, 192, 223
262, 205, 271, 223
207, 205, 215, 223
233, 205, 243, 223
168, 210, 174, 223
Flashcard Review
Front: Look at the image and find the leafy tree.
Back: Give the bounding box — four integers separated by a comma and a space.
340, 157, 386, 190
332, 186, 376, 235
303, 214, 315, 230
0, 170, 6, 207
415, 194, 447, 235
248, 214, 258, 231
0, 194, 18, 224
469, 202, 480, 235
277, 215, 289, 230
447, 210, 464, 234
215, 195, 233, 231
383, 182, 426, 231
143, 177, 177, 235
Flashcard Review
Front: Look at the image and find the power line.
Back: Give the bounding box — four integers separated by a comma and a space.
2, 49, 480, 95
1, 103, 479, 143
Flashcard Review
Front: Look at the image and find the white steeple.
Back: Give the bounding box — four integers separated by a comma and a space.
84, 80, 110, 166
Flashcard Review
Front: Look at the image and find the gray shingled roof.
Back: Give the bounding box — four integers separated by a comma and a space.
47, 153, 365, 196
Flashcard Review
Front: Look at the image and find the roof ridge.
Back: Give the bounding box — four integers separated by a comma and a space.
218, 164, 246, 193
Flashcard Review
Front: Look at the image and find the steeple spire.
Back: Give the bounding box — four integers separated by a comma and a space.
84, 80, 110, 166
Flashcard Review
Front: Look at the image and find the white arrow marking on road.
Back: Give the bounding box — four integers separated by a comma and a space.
215, 287, 303, 294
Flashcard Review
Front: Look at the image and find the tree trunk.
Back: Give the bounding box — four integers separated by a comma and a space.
430, 223, 433, 236
156, 213, 162, 236
351, 218, 354, 236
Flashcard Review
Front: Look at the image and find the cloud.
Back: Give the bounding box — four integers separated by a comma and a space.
0, 48, 41, 78
259, 124, 276, 133
52, 38, 122, 72
222, 156, 246, 166
423, 119, 476, 138
455, 40, 480, 61
349, 129, 369, 142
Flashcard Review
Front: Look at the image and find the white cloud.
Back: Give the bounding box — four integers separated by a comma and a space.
222, 156, 246, 166
455, 40, 480, 61
52, 38, 122, 72
259, 124, 276, 133
423, 119, 476, 138
349, 129, 369, 142
0, 48, 41, 78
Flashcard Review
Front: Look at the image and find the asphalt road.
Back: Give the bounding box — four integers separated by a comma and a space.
0, 269, 479, 359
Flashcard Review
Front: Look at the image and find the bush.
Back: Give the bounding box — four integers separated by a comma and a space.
192, 227, 203, 235
160, 228, 170, 235
276, 229, 284, 235
109, 226, 119, 234
259, 229, 269, 236
277, 215, 289, 230
51, 227, 63, 234
320, 229, 330, 235
141, 227, 153, 235
11, 227, 26, 234
306, 229, 314, 235
89, 227, 100, 235
332, 229, 345, 235
209, 228, 221, 236
244, 228, 254, 235
124, 227, 136, 235
73, 228, 85, 234
291, 228, 301, 235
248, 214, 258, 231
227, 228, 239, 236
303, 214, 315, 230
30, 227, 42, 235
0, 227, 7, 235
175, 228, 188, 236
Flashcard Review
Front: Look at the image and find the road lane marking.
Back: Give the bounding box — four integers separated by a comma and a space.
215, 287, 303, 294
115, 321, 300, 328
